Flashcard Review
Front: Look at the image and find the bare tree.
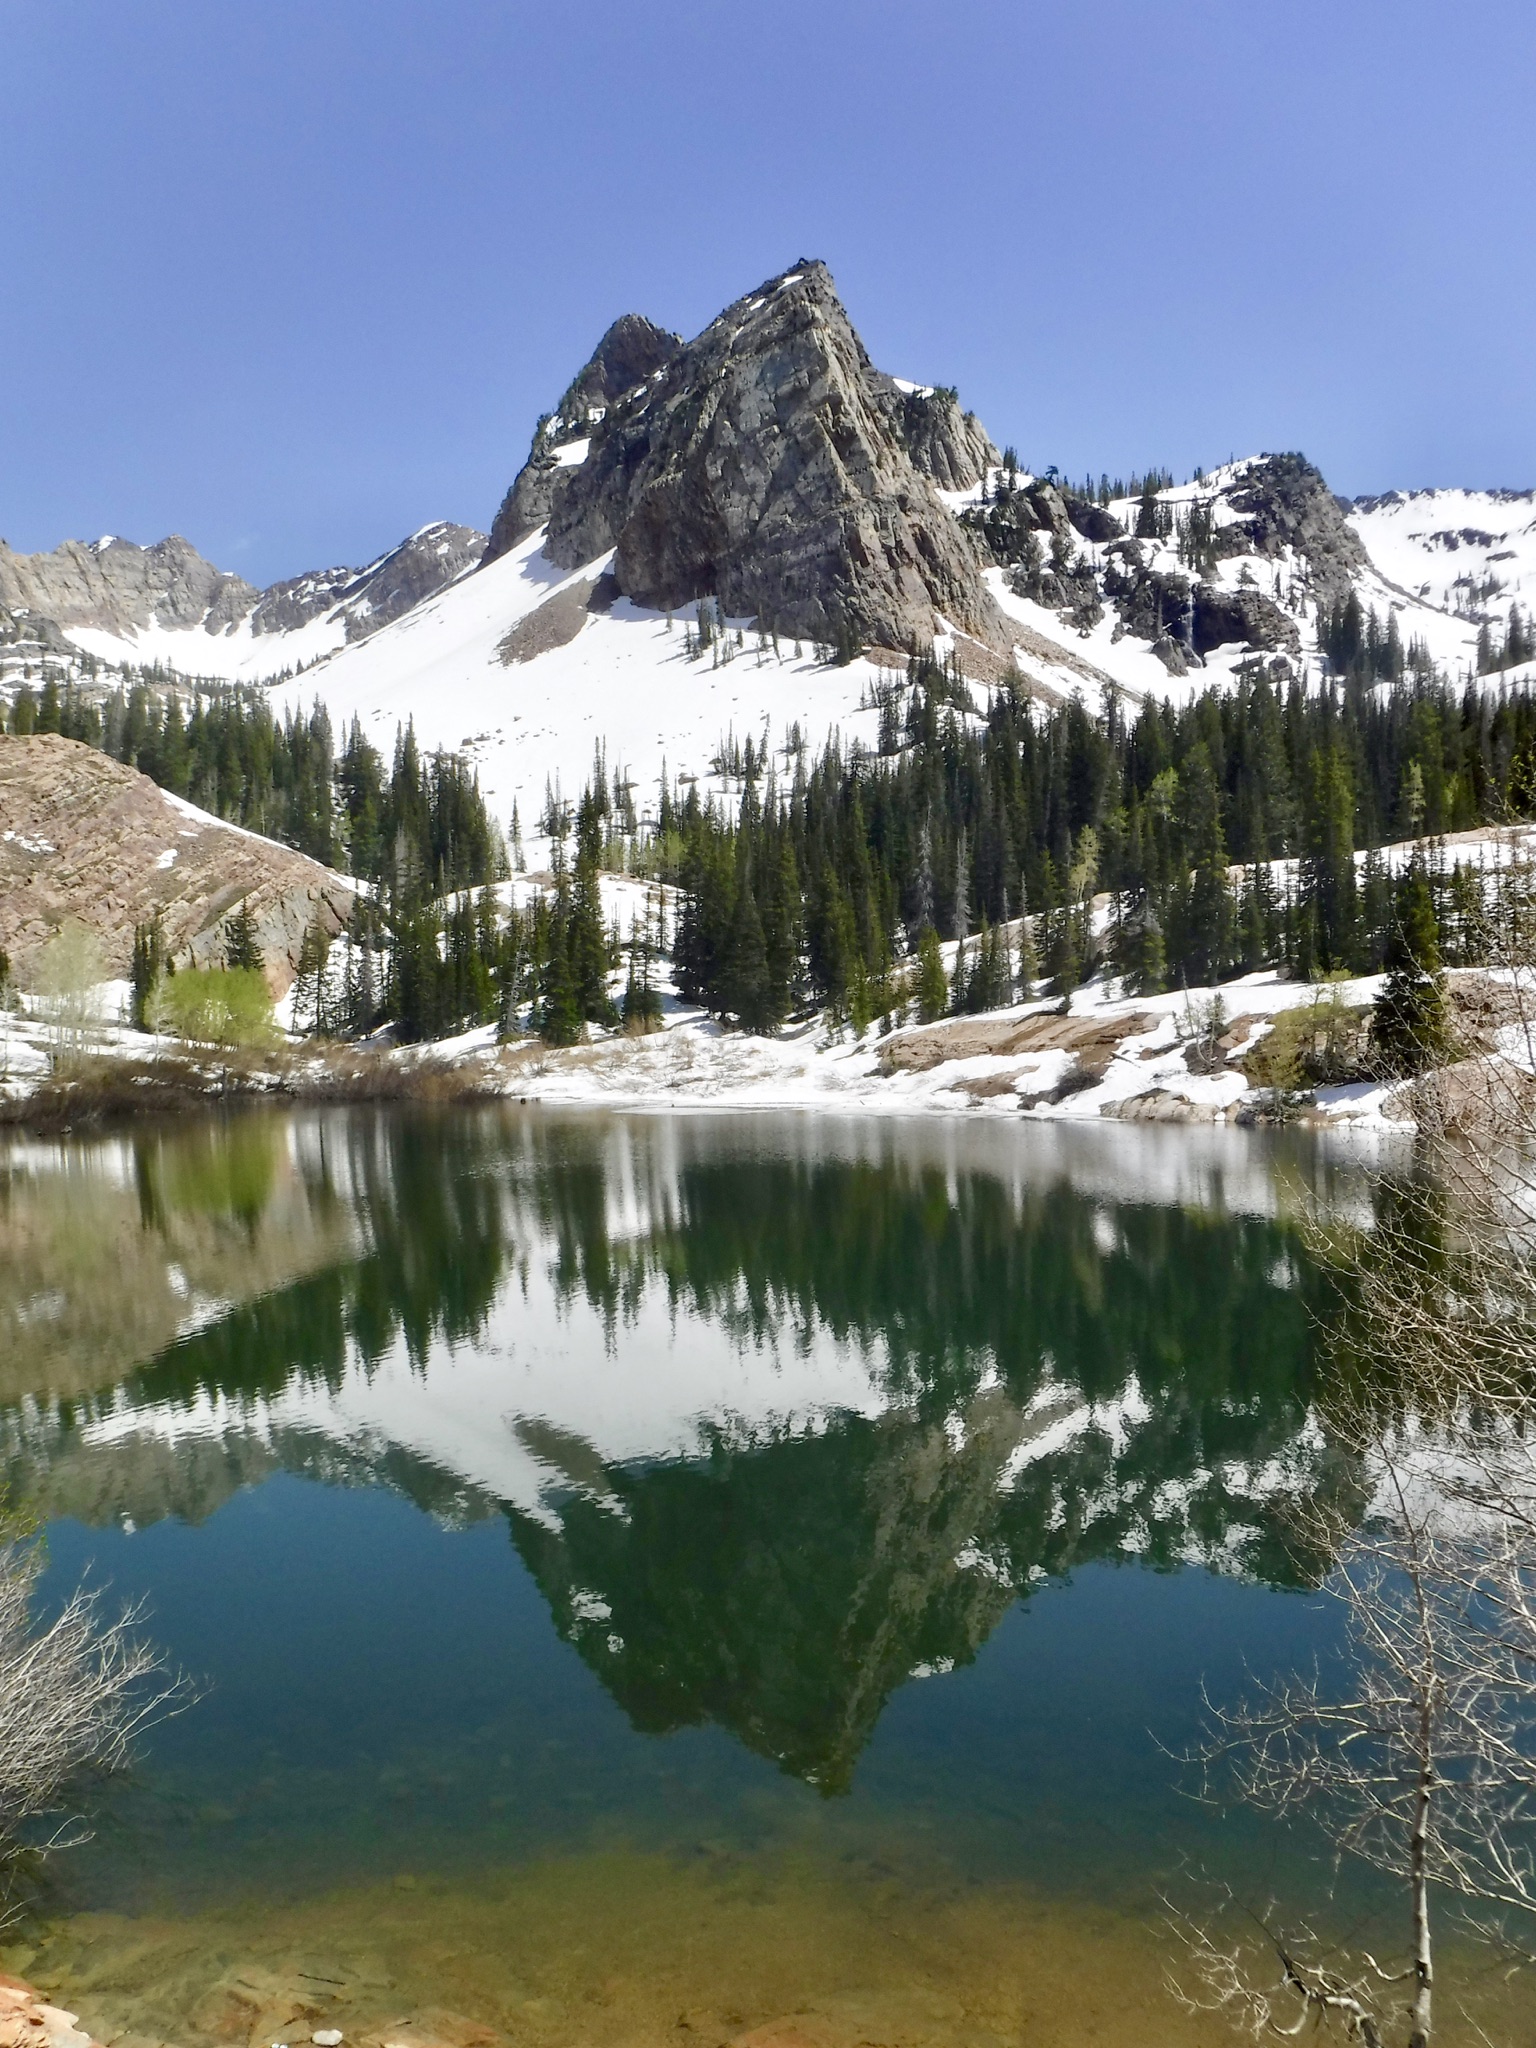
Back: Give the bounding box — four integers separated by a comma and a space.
0, 1534, 185, 1907
31, 919, 106, 1071
1170, 862, 1536, 2046
1172, 1436, 1536, 2048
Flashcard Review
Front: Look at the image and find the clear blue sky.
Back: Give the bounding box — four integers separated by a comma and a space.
5, 0, 1533, 585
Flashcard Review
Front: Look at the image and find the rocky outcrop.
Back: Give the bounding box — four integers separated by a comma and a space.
872, 376, 998, 492
0, 1973, 99, 2047
250, 521, 485, 641
0, 524, 484, 663
497, 261, 1009, 652
1218, 453, 1367, 605
0, 535, 258, 639
879, 1007, 1158, 1075
1099, 542, 1299, 659
0, 605, 72, 657
483, 314, 682, 561
1191, 580, 1300, 657
0, 733, 354, 994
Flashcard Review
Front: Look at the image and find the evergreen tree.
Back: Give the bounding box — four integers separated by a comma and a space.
915, 926, 948, 1022
539, 905, 582, 1046
1371, 859, 1451, 1076
129, 914, 168, 1030
291, 911, 333, 1036
570, 792, 616, 1025
1016, 881, 1039, 998
223, 896, 263, 973
725, 870, 774, 1031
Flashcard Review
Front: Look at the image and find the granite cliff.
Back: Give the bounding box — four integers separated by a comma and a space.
488, 261, 1006, 652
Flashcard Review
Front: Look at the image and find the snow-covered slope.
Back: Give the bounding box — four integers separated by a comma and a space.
1346, 488, 1536, 622
62, 596, 352, 682
266, 528, 910, 822
13, 521, 486, 685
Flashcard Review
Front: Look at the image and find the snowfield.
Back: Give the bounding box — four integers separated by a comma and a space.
266, 529, 902, 822
1348, 487, 1536, 618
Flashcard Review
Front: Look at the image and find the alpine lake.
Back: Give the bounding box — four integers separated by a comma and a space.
0, 1107, 1526, 2048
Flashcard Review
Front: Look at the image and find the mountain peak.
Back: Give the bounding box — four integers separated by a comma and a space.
488, 261, 1002, 651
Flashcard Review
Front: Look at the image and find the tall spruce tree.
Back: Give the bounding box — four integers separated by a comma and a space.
223, 897, 263, 973
1371, 859, 1450, 1076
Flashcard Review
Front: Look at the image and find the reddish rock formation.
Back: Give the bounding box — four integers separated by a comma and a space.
0, 733, 354, 995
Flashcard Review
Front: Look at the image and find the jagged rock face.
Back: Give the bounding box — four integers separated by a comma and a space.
1219, 452, 1367, 605
1102, 545, 1300, 659
483, 314, 682, 561
0, 526, 484, 659
0, 604, 71, 656
556, 311, 684, 425
0, 534, 258, 638
872, 376, 998, 492
250, 521, 485, 640
0, 733, 354, 993
510, 261, 1007, 650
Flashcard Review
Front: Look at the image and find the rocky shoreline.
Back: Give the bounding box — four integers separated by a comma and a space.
0, 1972, 98, 2048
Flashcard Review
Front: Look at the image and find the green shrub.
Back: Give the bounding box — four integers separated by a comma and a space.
1245, 991, 1372, 1101
150, 967, 279, 1052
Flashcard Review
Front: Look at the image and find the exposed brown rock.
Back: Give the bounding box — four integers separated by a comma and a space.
496, 576, 603, 664
0, 1973, 99, 2048
0, 733, 354, 994
878, 1008, 1158, 1075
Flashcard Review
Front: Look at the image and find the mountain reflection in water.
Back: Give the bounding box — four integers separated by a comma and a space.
1, 1107, 1367, 1796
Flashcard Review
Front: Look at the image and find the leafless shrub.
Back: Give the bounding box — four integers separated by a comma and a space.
1170, 873, 1536, 2047
1174, 1442, 1536, 2048
0, 1537, 186, 1882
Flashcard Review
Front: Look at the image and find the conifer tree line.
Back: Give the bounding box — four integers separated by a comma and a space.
14, 652, 1536, 1051
380, 784, 664, 1046
632, 657, 1536, 1029
4, 672, 502, 895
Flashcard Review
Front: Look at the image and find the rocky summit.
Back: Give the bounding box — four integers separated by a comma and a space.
484, 313, 683, 560
0, 524, 485, 657
491, 261, 1006, 651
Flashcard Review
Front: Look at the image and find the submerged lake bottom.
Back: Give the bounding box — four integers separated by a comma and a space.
0, 1106, 1520, 2045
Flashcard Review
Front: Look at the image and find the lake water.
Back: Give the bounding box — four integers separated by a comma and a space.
0, 1108, 1505, 2048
